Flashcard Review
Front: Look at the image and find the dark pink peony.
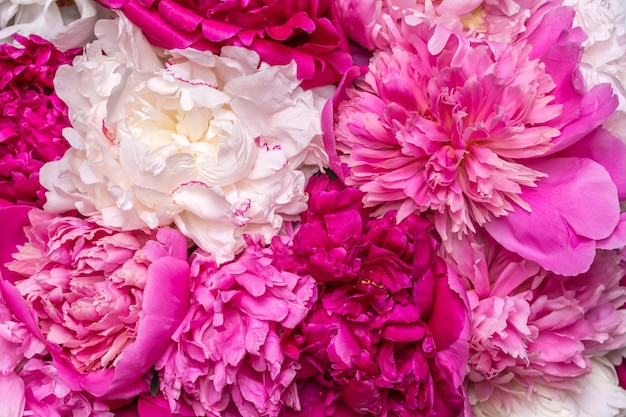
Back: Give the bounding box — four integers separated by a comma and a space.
92, 0, 352, 88
285, 174, 471, 417
0, 35, 78, 206
156, 236, 317, 417
0, 206, 191, 400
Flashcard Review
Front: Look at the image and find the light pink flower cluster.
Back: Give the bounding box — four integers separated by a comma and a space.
0, 35, 78, 206
157, 237, 317, 417
3, 206, 191, 400
0, 286, 107, 416
445, 231, 626, 409
329, 10, 626, 276
334, 0, 559, 51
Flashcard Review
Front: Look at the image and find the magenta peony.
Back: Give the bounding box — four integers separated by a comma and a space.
1, 206, 191, 400
156, 236, 317, 417
0, 35, 78, 206
284, 174, 471, 417
329, 10, 626, 275
445, 231, 626, 410
91, 0, 352, 88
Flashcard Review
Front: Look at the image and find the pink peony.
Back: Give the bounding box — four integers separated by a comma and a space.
1, 206, 191, 400
334, 0, 558, 50
329, 11, 626, 275
0, 35, 78, 206
91, 0, 352, 88
0, 284, 109, 416
284, 174, 471, 417
156, 236, 317, 417
445, 231, 626, 409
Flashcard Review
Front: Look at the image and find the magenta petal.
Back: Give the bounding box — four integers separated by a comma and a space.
157, 0, 202, 32
0, 205, 32, 284
123, 1, 202, 49
597, 212, 626, 250
106, 257, 190, 397
555, 128, 626, 199
485, 157, 619, 276
138, 394, 194, 417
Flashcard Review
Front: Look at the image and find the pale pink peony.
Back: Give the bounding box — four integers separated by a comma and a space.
333, 0, 557, 51
0, 282, 111, 416
2, 205, 191, 400
156, 236, 317, 417
445, 231, 626, 408
91, 0, 352, 88
329, 12, 626, 275
0, 35, 78, 206
282, 174, 471, 417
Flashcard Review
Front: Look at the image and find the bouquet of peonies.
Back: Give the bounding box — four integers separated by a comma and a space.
2, 0, 626, 416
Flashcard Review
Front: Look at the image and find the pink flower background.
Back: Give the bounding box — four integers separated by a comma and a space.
1, 1, 626, 416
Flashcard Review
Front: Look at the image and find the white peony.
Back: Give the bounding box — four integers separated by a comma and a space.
41, 15, 332, 263
471, 357, 626, 417
0, 0, 108, 49
564, 0, 626, 140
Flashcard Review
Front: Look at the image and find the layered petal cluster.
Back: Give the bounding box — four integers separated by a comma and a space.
285, 174, 470, 417
334, 0, 555, 51
156, 237, 317, 417
3, 206, 191, 399
330, 12, 626, 275
92, 0, 352, 88
0, 35, 78, 206
41, 15, 331, 264
445, 231, 626, 409
564, 0, 626, 141
0, 0, 105, 49
0, 286, 105, 416
471, 357, 626, 417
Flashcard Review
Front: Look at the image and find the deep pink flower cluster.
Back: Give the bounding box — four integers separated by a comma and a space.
281, 174, 471, 417
92, 0, 352, 88
0, 35, 78, 206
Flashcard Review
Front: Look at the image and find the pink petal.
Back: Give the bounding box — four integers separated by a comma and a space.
106, 257, 190, 397
0, 206, 32, 284
485, 157, 620, 276
0, 373, 25, 417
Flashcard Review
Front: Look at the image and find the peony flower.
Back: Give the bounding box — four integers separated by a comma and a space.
41, 15, 332, 264
156, 236, 317, 417
445, 230, 626, 408
91, 0, 352, 88
0, 35, 78, 207
564, 0, 626, 141
1, 205, 191, 400
471, 357, 626, 417
0, 0, 107, 49
329, 11, 626, 275
285, 174, 471, 417
333, 0, 557, 51
0, 282, 110, 417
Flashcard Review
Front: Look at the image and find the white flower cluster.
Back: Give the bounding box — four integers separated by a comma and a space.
41, 16, 331, 263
